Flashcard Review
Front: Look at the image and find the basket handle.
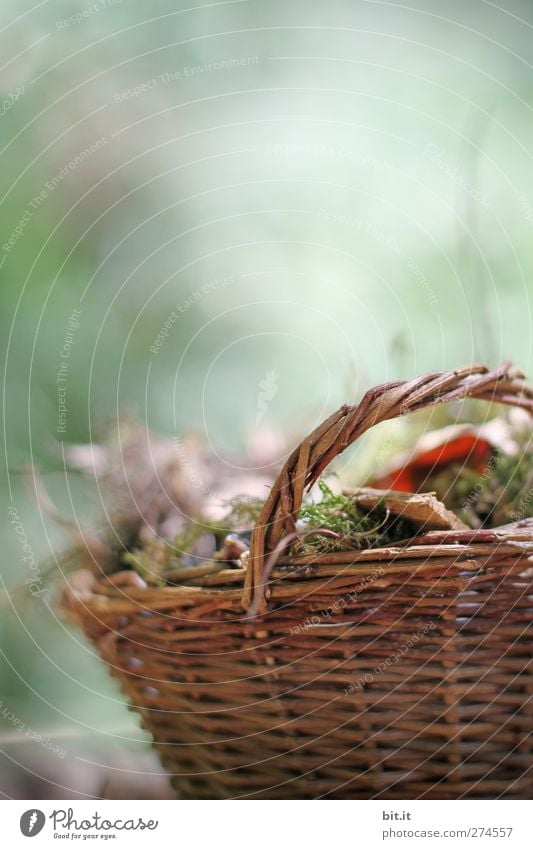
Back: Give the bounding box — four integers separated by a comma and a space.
243, 362, 533, 613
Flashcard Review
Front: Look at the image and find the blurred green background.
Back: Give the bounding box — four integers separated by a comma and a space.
1, 0, 532, 796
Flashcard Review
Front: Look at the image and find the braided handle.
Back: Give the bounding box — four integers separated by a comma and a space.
243, 362, 533, 613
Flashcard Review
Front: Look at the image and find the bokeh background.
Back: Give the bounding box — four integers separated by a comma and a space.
1, 0, 532, 797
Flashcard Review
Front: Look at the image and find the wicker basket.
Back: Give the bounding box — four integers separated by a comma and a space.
63, 363, 533, 799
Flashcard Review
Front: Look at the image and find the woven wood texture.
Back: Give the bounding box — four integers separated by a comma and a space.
63, 363, 533, 799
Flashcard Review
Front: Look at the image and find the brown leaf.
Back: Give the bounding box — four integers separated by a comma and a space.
345, 486, 468, 532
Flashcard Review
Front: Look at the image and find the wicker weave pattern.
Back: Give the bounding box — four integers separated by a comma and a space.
64, 363, 533, 799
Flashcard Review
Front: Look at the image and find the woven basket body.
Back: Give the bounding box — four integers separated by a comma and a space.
64, 365, 533, 799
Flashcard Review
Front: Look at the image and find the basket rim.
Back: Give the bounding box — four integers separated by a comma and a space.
62, 519, 533, 618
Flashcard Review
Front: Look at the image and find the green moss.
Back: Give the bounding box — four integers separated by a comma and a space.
121, 548, 166, 586
295, 480, 413, 554
122, 500, 258, 585
224, 498, 263, 531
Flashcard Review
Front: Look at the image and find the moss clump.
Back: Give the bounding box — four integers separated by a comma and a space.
295, 480, 413, 555
122, 501, 257, 586
223, 497, 263, 530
